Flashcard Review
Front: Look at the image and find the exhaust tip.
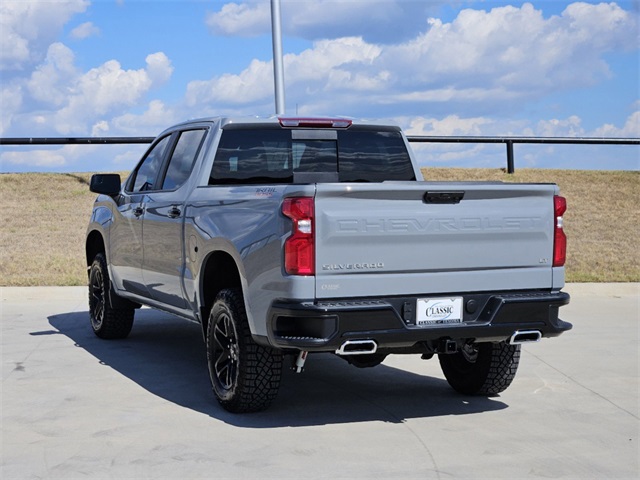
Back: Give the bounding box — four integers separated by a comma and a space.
335, 340, 378, 356
509, 330, 542, 345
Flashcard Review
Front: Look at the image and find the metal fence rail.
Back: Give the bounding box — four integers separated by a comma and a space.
0, 137, 155, 145
406, 136, 640, 173
1, 135, 638, 173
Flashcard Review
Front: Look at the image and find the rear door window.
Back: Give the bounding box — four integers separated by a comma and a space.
161, 129, 207, 190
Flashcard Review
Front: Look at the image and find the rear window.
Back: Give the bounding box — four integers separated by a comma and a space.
209, 127, 415, 184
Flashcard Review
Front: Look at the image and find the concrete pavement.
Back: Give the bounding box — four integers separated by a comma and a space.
1, 284, 638, 479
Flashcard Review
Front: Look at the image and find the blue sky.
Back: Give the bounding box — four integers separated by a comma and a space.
1, 0, 638, 172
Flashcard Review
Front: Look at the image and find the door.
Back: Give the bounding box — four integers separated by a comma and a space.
141, 129, 207, 309
109, 191, 146, 295
110, 134, 172, 298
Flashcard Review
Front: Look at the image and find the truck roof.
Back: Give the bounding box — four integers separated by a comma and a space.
168, 115, 401, 131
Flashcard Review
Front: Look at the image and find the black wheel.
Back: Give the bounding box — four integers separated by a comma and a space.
88, 253, 134, 339
439, 341, 521, 395
206, 288, 283, 413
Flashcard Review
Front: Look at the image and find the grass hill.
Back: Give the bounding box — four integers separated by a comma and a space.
0, 169, 638, 286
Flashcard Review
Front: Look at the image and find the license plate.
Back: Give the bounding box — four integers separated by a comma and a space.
416, 297, 463, 326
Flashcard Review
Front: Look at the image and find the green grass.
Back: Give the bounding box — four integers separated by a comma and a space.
1, 169, 638, 286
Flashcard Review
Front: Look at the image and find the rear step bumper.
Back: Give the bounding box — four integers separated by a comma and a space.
266, 290, 571, 352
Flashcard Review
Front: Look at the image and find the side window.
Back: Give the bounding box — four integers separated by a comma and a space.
132, 136, 171, 192
161, 129, 207, 190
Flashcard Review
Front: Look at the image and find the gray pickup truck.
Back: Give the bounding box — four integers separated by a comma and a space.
86, 116, 571, 413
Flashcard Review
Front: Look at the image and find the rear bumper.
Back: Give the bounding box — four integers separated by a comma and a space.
266, 290, 571, 352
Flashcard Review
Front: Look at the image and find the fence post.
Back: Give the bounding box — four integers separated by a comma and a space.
506, 140, 515, 174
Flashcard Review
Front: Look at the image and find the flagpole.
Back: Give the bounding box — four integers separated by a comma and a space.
271, 0, 286, 115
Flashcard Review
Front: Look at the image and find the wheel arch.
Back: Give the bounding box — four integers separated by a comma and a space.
199, 250, 242, 337
86, 229, 106, 271
86, 229, 139, 310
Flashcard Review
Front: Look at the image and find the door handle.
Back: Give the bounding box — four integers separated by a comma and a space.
168, 206, 181, 218
133, 206, 144, 217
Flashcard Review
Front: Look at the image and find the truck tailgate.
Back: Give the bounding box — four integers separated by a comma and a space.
314, 182, 558, 298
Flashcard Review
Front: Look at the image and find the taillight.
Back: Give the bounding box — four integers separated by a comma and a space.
553, 195, 567, 267
282, 197, 315, 275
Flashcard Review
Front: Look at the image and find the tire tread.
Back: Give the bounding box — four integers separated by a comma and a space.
89, 253, 134, 340
207, 288, 282, 413
439, 341, 520, 396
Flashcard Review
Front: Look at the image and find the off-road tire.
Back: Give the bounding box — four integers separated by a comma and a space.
88, 253, 134, 339
439, 341, 521, 395
206, 288, 283, 413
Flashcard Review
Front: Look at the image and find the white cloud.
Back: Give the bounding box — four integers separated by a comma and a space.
0, 28, 29, 69
400, 110, 640, 142
206, 1, 270, 37
378, 2, 638, 99
535, 115, 586, 137
76, 60, 153, 114
0, 140, 152, 171
185, 36, 381, 109
0, 2, 176, 140
399, 110, 640, 170
114, 147, 147, 168
27, 43, 78, 107
288, 37, 381, 84
186, 57, 273, 107
0, 83, 23, 135
0, 142, 145, 171
69, 21, 100, 39
2, 1, 637, 173
592, 110, 640, 138
403, 115, 495, 136
207, 0, 443, 43
91, 120, 109, 136
0, 0, 89, 70
19, 47, 174, 135
1, 147, 70, 168
111, 100, 178, 136
398, 115, 505, 168
145, 52, 173, 85
193, 2, 639, 117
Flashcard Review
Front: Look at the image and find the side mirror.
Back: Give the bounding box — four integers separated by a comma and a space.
90, 174, 121, 195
